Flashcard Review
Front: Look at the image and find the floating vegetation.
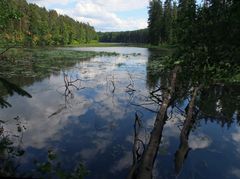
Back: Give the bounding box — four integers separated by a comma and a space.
0, 48, 119, 79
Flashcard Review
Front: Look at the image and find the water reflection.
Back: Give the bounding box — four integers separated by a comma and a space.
133, 50, 239, 178
0, 77, 32, 108
0, 47, 239, 178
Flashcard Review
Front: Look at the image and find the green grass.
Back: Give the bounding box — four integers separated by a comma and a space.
66, 42, 176, 50
66, 42, 125, 47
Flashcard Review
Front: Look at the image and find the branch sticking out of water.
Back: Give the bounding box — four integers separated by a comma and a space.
128, 112, 145, 178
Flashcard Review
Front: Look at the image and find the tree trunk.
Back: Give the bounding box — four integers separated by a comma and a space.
174, 86, 201, 175
129, 66, 180, 179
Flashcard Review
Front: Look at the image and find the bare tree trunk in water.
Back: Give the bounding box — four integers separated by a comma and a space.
128, 66, 180, 179
175, 86, 201, 175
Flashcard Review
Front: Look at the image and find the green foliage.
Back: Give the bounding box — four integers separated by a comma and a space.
147, 0, 178, 45
175, 0, 240, 84
0, 0, 98, 46
147, 0, 240, 84
0, 0, 20, 30
36, 150, 89, 179
148, 0, 163, 45
162, 0, 173, 43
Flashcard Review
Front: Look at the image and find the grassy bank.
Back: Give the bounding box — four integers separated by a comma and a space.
66, 42, 176, 49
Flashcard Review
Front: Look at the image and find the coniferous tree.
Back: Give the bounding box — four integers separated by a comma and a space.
163, 0, 173, 43
177, 0, 196, 46
98, 29, 149, 44
171, 1, 178, 44
148, 0, 163, 45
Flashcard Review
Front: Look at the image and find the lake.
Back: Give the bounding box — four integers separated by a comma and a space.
0, 47, 239, 179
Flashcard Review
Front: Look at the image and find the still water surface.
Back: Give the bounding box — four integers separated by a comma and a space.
0, 47, 239, 178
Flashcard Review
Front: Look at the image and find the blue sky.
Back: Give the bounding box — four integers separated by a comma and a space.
26, 0, 202, 32
26, 0, 149, 32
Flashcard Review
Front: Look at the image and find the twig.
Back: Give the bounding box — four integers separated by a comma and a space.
0, 44, 17, 57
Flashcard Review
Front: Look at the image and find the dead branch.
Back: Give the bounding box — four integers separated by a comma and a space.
126, 72, 136, 94
128, 112, 145, 179
111, 75, 115, 93
0, 44, 17, 57
130, 102, 158, 113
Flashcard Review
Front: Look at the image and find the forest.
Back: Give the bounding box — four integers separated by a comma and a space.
0, 0, 98, 47
0, 0, 240, 179
98, 29, 149, 43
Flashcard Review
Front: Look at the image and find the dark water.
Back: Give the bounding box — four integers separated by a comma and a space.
0, 47, 239, 179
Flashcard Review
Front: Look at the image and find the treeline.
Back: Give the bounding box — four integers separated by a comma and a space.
98, 29, 149, 43
0, 0, 98, 46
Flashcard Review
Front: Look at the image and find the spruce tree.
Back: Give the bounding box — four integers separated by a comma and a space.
163, 0, 173, 43
148, 0, 163, 45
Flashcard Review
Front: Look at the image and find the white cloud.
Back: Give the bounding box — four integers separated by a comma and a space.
27, 0, 72, 6
232, 128, 240, 143
232, 127, 240, 154
111, 151, 132, 172
231, 168, 240, 178
26, 0, 148, 31
189, 134, 212, 150
92, 0, 148, 12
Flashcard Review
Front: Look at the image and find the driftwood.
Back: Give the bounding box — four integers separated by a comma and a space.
174, 86, 201, 175
128, 66, 180, 179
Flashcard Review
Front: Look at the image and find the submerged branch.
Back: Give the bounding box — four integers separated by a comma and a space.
128, 113, 145, 178
174, 86, 201, 175
0, 44, 17, 58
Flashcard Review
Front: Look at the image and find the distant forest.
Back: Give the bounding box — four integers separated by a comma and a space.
0, 0, 98, 46
98, 29, 149, 44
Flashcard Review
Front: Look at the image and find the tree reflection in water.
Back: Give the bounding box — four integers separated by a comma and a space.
128, 51, 240, 178
0, 49, 239, 178
0, 77, 32, 108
